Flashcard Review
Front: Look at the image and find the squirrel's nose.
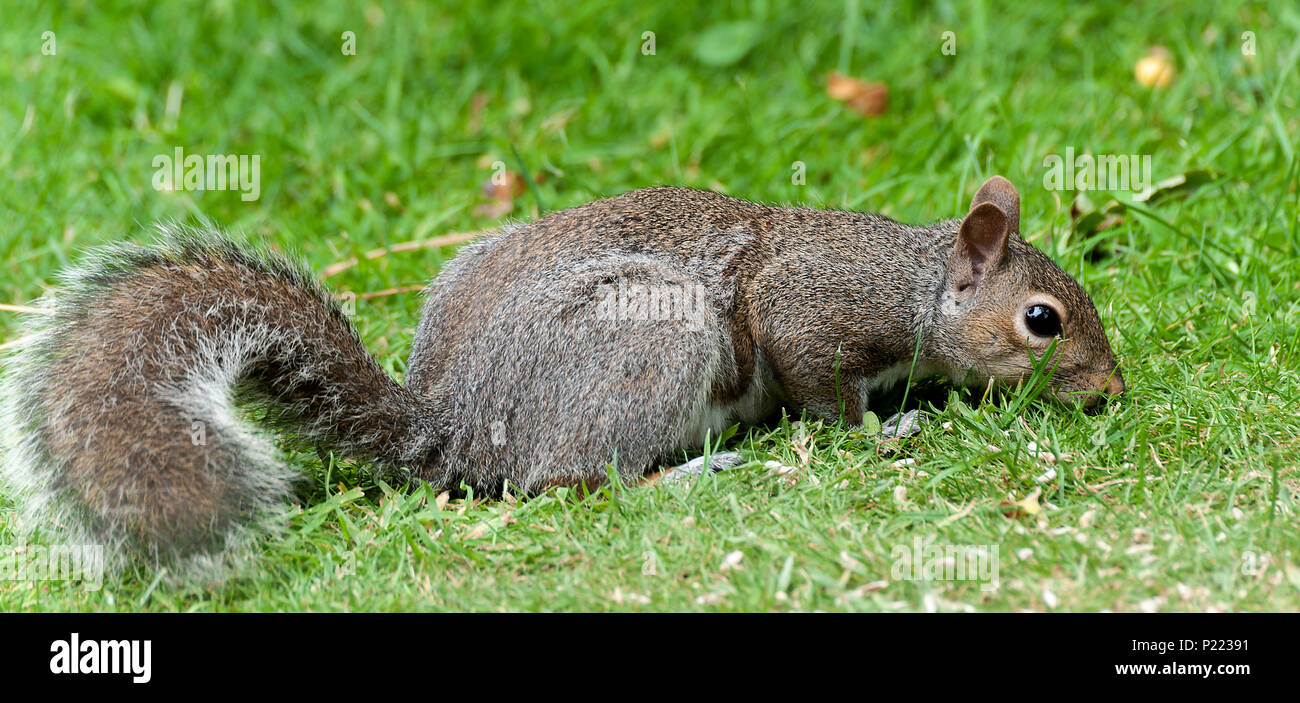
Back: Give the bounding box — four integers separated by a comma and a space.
1079, 368, 1125, 411
1104, 369, 1125, 397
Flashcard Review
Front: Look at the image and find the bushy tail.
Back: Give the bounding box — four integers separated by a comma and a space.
0, 224, 436, 578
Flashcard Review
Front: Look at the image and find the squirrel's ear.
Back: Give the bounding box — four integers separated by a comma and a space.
951, 201, 1010, 297
970, 175, 1020, 235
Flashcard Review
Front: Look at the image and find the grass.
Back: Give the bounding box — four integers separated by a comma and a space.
1, 0, 1297, 611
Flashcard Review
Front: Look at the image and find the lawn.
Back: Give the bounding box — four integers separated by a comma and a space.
0, 0, 1296, 611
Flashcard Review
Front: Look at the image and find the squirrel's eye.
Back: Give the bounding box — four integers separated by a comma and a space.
1024, 305, 1062, 337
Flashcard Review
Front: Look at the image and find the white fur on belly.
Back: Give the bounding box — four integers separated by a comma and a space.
677, 351, 781, 451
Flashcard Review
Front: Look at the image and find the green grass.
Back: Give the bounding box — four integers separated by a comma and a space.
1, 0, 1298, 611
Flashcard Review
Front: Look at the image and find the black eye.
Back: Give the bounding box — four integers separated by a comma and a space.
1024, 305, 1061, 337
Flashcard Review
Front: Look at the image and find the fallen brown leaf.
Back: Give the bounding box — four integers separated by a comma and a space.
826, 71, 888, 116
474, 170, 526, 218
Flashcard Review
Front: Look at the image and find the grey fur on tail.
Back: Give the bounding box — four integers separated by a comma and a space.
0, 223, 432, 579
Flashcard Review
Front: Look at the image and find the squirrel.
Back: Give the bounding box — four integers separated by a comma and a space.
0, 175, 1123, 576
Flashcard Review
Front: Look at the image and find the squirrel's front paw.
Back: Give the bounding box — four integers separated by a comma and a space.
659, 451, 747, 484
879, 409, 930, 439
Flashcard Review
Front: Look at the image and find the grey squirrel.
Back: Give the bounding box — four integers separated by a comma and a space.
0, 175, 1123, 576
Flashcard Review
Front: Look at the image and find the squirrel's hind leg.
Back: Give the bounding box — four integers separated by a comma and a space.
644, 451, 748, 485
425, 255, 735, 495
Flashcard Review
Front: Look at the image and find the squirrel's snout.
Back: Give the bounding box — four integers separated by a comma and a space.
1104, 369, 1126, 397
1068, 367, 1125, 410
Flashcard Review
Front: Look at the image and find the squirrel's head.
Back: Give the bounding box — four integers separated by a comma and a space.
932, 176, 1124, 408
